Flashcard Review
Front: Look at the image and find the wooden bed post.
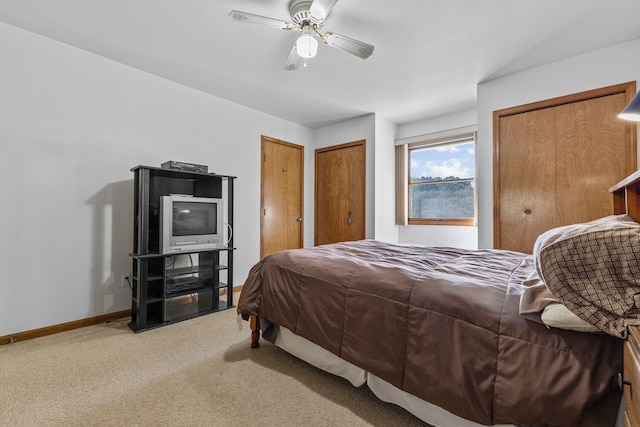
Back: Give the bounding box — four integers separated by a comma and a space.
249, 315, 260, 348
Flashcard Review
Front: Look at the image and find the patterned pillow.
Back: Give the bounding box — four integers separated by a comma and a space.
533, 215, 640, 338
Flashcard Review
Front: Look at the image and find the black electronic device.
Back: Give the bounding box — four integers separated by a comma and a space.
161, 160, 208, 174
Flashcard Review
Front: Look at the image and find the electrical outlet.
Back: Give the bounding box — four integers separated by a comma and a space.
121, 275, 129, 288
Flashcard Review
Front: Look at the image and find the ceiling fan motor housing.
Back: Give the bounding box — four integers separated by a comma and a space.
289, 0, 323, 27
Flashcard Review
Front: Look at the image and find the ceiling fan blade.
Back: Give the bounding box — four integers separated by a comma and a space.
284, 43, 301, 71
309, 0, 339, 21
322, 32, 374, 59
229, 10, 295, 30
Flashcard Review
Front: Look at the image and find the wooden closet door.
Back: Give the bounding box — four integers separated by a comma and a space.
494, 82, 637, 254
498, 108, 556, 254
555, 93, 630, 224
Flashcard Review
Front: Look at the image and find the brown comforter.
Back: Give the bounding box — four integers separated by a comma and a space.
237, 240, 622, 426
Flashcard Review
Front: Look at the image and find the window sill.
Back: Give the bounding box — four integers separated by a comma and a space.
408, 218, 475, 226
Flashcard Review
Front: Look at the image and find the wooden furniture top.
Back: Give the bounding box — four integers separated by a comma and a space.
610, 170, 640, 222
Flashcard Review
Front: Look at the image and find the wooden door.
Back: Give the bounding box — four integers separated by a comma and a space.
261, 136, 304, 258
555, 93, 631, 224
315, 140, 366, 245
498, 108, 557, 253
494, 82, 637, 254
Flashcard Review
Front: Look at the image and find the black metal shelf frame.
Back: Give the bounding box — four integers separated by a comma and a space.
128, 165, 236, 333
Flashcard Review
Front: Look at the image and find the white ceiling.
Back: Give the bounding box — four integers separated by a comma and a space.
1, 0, 640, 128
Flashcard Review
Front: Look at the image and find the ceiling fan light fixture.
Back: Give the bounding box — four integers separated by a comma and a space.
296, 25, 318, 58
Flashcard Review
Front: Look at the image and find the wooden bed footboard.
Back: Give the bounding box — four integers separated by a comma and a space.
250, 315, 260, 348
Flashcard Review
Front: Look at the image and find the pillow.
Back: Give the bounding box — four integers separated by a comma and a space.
533, 214, 640, 278
540, 303, 601, 333
519, 269, 559, 315
533, 214, 640, 338
519, 269, 600, 332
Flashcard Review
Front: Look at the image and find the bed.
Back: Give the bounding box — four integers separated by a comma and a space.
237, 171, 640, 427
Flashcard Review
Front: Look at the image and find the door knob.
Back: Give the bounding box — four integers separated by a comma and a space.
347, 212, 353, 225
295, 217, 303, 222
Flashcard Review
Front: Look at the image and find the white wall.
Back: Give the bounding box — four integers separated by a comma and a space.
0, 22, 314, 337
373, 115, 398, 243
395, 108, 479, 249
396, 108, 477, 141
476, 38, 640, 249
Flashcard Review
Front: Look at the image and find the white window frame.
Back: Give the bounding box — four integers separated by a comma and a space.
396, 128, 477, 226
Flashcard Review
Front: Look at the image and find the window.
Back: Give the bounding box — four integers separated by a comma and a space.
403, 133, 476, 226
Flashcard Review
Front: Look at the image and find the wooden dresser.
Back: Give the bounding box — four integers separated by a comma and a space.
623, 326, 640, 427
611, 172, 640, 427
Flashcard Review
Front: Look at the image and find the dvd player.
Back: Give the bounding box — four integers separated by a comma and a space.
161, 160, 208, 173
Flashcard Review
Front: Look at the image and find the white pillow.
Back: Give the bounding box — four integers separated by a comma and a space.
540, 303, 601, 333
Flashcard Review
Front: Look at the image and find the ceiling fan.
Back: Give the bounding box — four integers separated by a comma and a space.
229, 0, 374, 70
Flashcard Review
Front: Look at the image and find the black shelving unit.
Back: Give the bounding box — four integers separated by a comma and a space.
128, 165, 236, 332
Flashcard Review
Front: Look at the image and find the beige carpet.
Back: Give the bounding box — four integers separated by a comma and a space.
0, 300, 428, 427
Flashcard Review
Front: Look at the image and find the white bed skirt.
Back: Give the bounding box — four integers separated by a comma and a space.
274, 324, 366, 387
274, 326, 514, 427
